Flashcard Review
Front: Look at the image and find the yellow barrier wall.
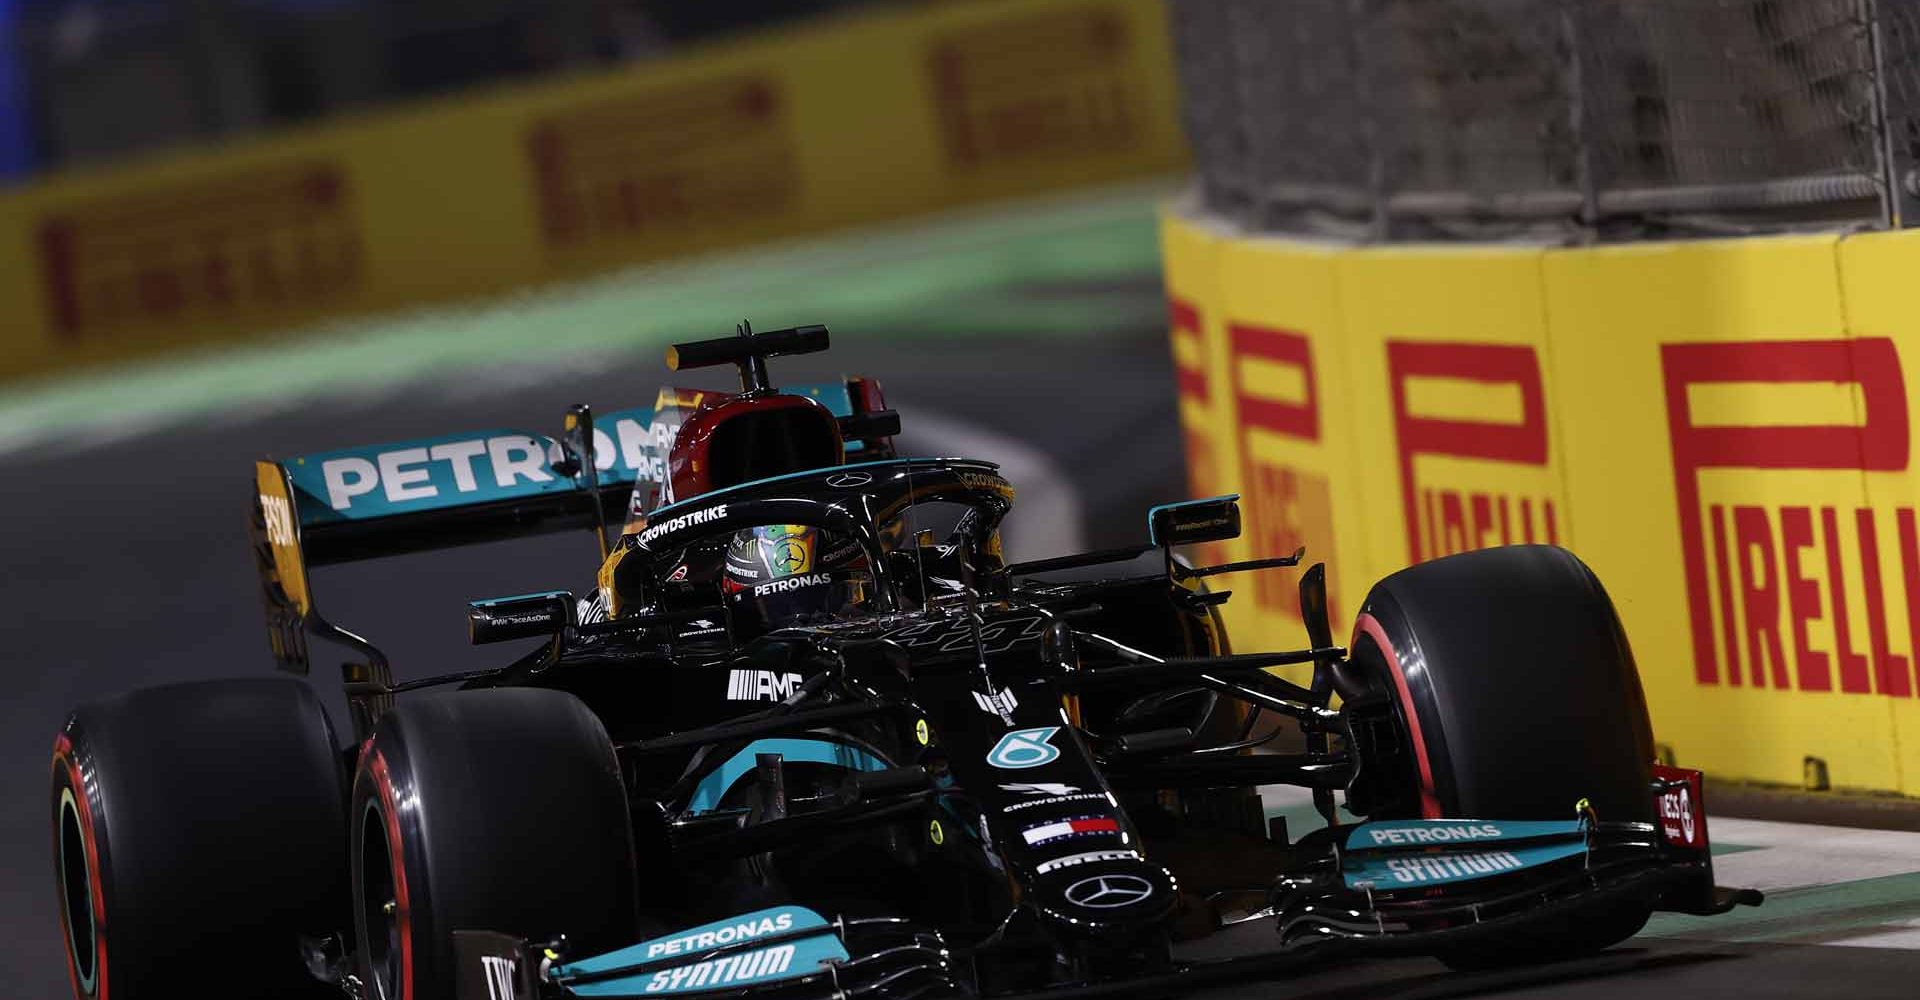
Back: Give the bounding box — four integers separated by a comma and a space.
0, 0, 1185, 382
1164, 208, 1920, 796
1214, 238, 1362, 676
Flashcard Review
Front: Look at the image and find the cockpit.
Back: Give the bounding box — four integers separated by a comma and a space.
611, 459, 1017, 636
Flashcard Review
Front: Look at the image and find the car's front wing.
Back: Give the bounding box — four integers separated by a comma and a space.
453, 769, 1759, 1000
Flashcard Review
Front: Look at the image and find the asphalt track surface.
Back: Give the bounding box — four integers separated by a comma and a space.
5, 320, 1920, 998
1174, 930, 1920, 1000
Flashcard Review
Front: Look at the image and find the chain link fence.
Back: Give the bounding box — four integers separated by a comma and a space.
1170, 0, 1919, 240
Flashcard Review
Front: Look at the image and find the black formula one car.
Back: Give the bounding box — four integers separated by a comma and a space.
51, 324, 1759, 1000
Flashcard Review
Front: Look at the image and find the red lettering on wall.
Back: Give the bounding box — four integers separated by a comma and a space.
38, 162, 359, 339
927, 9, 1141, 169
1386, 342, 1554, 563
1230, 322, 1335, 620
1856, 509, 1909, 697
528, 75, 797, 251
1734, 505, 1789, 688
1470, 493, 1496, 549
1822, 507, 1872, 693
1780, 505, 1829, 692
1232, 323, 1318, 439
1169, 299, 1221, 564
1170, 299, 1208, 403
1710, 501, 1920, 696
1709, 505, 1743, 684
1900, 511, 1920, 698
1661, 338, 1908, 687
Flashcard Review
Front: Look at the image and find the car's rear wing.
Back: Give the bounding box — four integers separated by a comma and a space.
250, 379, 891, 683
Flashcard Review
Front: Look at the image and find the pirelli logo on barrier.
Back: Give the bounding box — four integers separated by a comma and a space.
527, 74, 798, 251
37, 162, 361, 340
1388, 342, 1560, 564
1663, 337, 1920, 697
1169, 299, 1221, 512
927, 7, 1141, 170
1229, 320, 1337, 621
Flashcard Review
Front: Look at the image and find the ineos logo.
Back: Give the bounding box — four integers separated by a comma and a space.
825, 472, 873, 488
1064, 874, 1154, 909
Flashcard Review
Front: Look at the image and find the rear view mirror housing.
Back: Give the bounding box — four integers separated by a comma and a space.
469, 591, 576, 645
837, 409, 901, 444
1149, 495, 1243, 549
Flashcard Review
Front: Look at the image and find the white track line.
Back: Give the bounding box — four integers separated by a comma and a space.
1705, 817, 1920, 893
1829, 922, 1920, 950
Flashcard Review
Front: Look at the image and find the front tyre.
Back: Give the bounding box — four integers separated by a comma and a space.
1348, 545, 1656, 969
351, 688, 637, 1000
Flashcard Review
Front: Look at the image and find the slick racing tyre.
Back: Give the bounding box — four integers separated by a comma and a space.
1347, 545, 1656, 969
352, 688, 637, 1000
50, 678, 349, 999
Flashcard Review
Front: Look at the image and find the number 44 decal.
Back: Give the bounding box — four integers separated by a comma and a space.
987, 727, 1060, 769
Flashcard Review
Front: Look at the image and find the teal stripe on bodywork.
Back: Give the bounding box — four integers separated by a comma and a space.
1342, 818, 1587, 852
470, 590, 571, 607
686, 738, 891, 814
277, 382, 862, 527
1340, 818, 1590, 889
281, 404, 655, 525
555, 905, 849, 997
1342, 839, 1589, 890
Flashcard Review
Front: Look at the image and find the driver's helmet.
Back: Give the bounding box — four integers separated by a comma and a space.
722, 524, 868, 634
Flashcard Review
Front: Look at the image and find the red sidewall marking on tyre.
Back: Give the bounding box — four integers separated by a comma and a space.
52, 733, 108, 1000
1352, 613, 1443, 819
368, 749, 414, 1000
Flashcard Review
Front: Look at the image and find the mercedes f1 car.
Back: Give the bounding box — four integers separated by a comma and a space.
51, 323, 1759, 1000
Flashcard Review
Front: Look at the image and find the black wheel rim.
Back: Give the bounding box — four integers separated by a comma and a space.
1345, 633, 1426, 820
360, 799, 401, 1000
57, 788, 98, 996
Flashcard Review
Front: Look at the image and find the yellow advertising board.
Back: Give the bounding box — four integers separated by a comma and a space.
1159, 207, 1227, 530
1544, 235, 1901, 793
1838, 229, 1920, 794
1334, 248, 1566, 592
0, 0, 1186, 382
1213, 236, 1366, 657
1166, 210, 1920, 797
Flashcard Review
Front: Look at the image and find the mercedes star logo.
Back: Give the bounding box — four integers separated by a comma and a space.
1064, 874, 1155, 909
825, 472, 874, 488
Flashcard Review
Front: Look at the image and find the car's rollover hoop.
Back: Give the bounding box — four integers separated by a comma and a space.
52, 324, 1758, 1000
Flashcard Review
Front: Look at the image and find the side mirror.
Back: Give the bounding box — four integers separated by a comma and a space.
469, 591, 575, 645
1148, 495, 1242, 549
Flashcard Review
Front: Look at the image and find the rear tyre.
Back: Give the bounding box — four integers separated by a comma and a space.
1347, 545, 1656, 969
351, 688, 636, 1000
50, 679, 348, 999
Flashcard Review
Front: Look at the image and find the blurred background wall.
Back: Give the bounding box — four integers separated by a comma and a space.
4, 0, 905, 177
0, 0, 1187, 384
